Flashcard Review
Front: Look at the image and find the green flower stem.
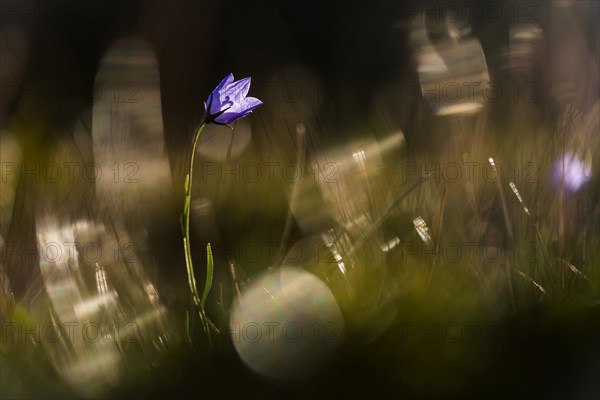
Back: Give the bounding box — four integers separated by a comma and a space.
201, 243, 214, 310
181, 123, 211, 339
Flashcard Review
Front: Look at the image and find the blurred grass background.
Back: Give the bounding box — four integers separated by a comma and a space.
1, 0, 599, 399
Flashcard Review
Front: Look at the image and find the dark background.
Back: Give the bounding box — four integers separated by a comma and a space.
1, 1, 599, 399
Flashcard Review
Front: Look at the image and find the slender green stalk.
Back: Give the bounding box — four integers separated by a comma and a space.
181, 123, 212, 338
201, 243, 214, 310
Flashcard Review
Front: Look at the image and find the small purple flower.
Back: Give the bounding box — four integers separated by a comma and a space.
551, 151, 592, 192
203, 73, 263, 126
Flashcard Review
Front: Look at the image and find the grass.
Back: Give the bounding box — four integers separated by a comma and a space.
1, 38, 598, 400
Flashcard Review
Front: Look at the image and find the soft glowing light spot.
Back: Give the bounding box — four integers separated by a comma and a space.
413, 216, 432, 245
230, 267, 344, 381
552, 151, 592, 192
